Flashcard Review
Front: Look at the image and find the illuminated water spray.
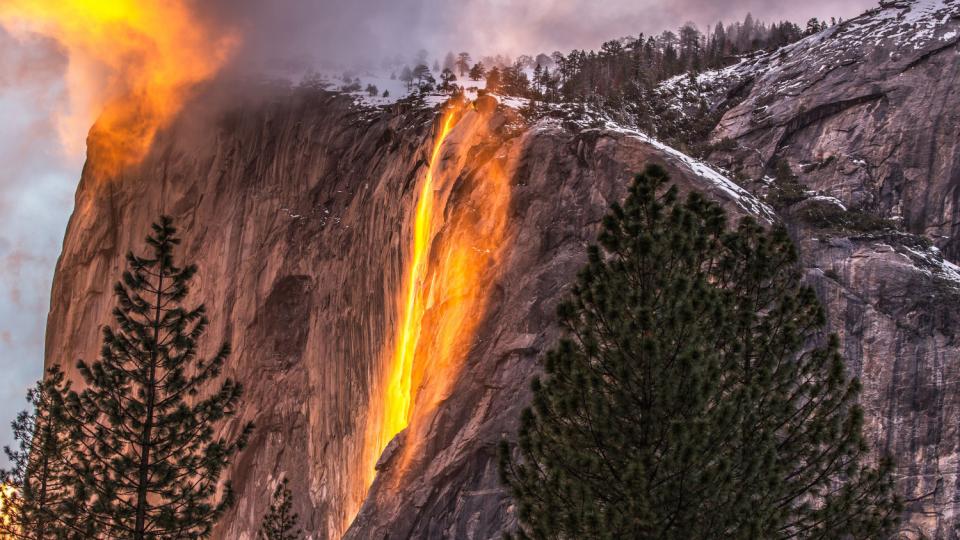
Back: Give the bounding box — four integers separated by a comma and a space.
377, 109, 461, 456
361, 101, 512, 500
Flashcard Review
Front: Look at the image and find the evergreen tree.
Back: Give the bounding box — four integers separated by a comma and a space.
500, 165, 901, 539
257, 478, 303, 540
678, 23, 703, 71
65, 217, 253, 539
0, 366, 75, 539
532, 64, 544, 96
512, 14, 806, 108
399, 66, 414, 91
501, 62, 531, 97
455, 52, 471, 76
740, 13, 756, 50
411, 64, 435, 93
469, 62, 486, 81
485, 66, 502, 92
806, 18, 824, 36
440, 68, 458, 93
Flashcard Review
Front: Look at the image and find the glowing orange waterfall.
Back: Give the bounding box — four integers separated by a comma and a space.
360, 100, 512, 504
377, 108, 461, 458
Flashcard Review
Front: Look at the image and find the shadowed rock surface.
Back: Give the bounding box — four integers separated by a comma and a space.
711, 0, 960, 258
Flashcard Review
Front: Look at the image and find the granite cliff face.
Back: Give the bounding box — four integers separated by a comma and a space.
705, 1, 960, 536
45, 1, 960, 538
711, 0, 960, 256
46, 90, 770, 539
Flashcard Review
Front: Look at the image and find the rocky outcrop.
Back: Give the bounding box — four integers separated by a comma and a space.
49, 90, 426, 538
797, 230, 960, 538
711, 0, 960, 259
700, 1, 960, 536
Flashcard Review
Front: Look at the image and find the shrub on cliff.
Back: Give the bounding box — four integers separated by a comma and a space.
500, 165, 901, 539
63, 217, 253, 539
258, 477, 303, 540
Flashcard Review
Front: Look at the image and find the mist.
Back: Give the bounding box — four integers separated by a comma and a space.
202, 0, 879, 76
0, 27, 76, 456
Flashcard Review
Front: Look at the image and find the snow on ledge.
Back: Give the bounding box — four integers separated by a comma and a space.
596, 121, 778, 224
901, 245, 960, 287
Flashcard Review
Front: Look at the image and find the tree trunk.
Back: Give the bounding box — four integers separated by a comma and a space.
134, 272, 163, 539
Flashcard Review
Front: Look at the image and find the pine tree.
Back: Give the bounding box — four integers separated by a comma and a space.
0, 366, 76, 539
485, 66, 502, 92
532, 64, 544, 97
806, 18, 823, 36
411, 64, 435, 93
65, 217, 253, 539
257, 478, 303, 540
500, 165, 901, 539
399, 66, 414, 91
469, 62, 486, 81
455, 52, 472, 77
440, 68, 458, 94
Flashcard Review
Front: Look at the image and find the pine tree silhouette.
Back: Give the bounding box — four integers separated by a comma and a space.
0, 366, 76, 539
65, 216, 253, 539
258, 478, 303, 540
500, 165, 901, 539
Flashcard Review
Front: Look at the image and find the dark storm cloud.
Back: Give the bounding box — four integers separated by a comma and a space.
196, 0, 879, 73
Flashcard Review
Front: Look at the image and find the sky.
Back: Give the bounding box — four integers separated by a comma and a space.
198, 0, 879, 73
0, 0, 878, 457
0, 27, 78, 458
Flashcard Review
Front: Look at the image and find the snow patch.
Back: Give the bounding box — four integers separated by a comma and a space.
901, 244, 960, 286
597, 121, 777, 223
808, 195, 849, 211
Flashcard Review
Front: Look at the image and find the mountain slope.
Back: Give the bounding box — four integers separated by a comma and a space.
47, 90, 776, 539
711, 0, 960, 257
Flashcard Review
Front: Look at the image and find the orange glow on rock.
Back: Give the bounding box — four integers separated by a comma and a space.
0, 483, 17, 531
361, 100, 512, 502
0, 0, 237, 178
378, 108, 461, 457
